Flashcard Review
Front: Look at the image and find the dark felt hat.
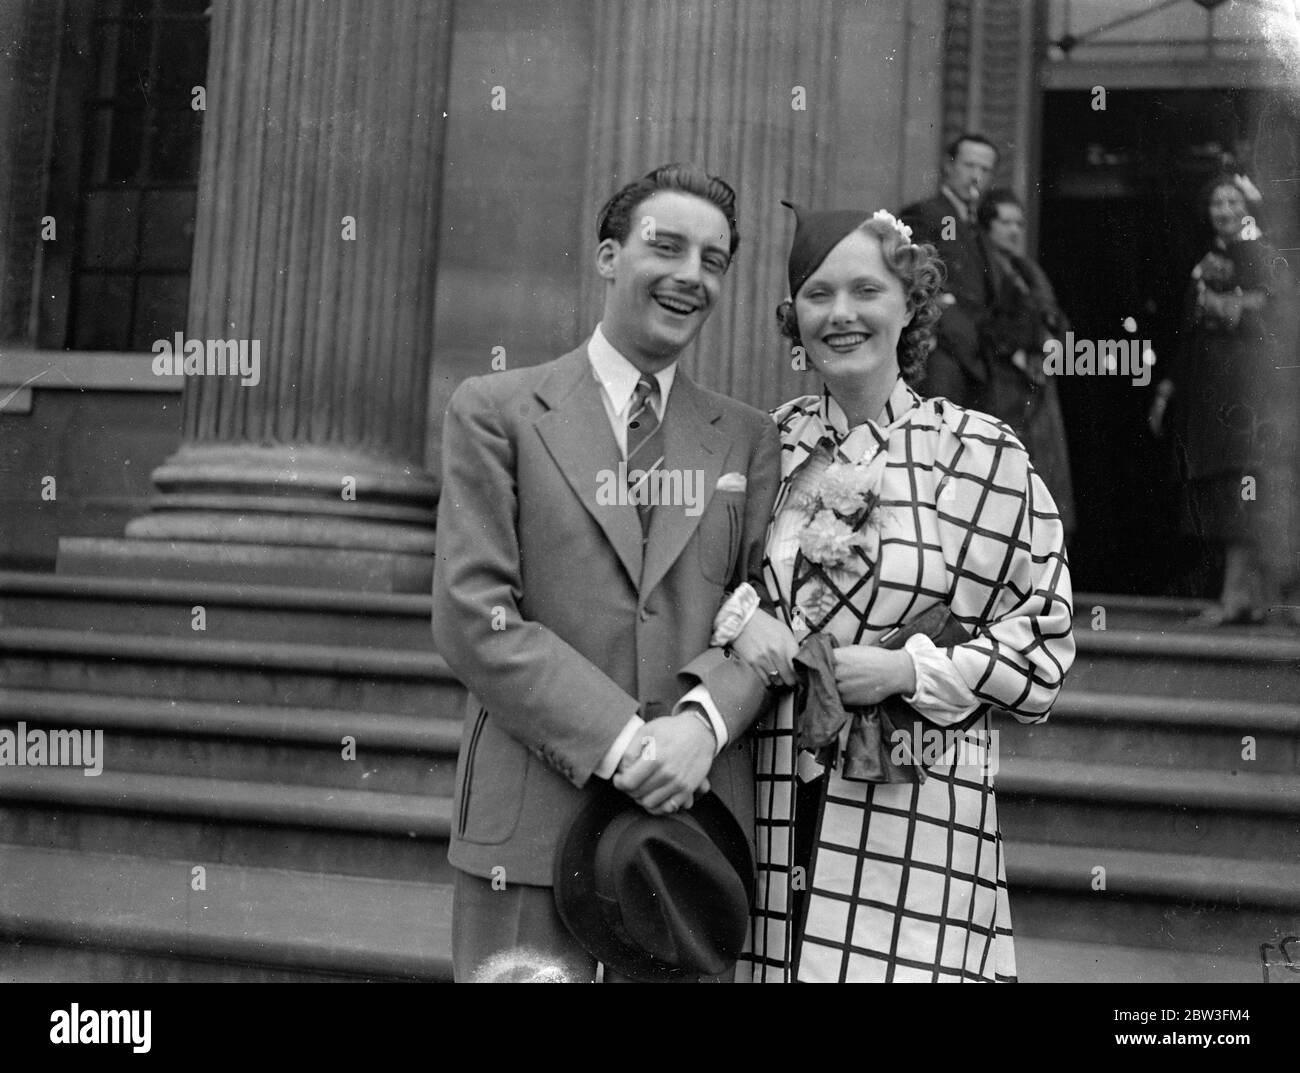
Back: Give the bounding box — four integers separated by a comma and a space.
553, 784, 755, 982
782, 199, 873, 300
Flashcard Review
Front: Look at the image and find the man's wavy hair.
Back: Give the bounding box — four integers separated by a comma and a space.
597, 163, 741, 260
776, 217, 945, 387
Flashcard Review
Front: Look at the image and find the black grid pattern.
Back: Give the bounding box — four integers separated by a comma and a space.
740, 379, 1074, 984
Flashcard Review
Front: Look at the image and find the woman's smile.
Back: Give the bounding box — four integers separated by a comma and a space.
822, 330, 872, 352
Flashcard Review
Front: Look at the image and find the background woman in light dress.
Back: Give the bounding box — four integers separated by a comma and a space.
1150, 172, 1300, 626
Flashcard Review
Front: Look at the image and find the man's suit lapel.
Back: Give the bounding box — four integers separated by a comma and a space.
534, 348, 644, 586
639, 374, 726, 599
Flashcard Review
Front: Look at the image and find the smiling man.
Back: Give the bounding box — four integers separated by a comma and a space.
432, 163, 781, 982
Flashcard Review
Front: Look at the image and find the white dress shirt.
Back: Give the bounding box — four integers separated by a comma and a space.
586, 325, 729, 779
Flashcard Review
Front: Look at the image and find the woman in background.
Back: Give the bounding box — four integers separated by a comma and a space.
1150, 173, 1299, 626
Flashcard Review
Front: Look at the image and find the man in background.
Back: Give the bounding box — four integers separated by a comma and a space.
900, 132, 1002, 408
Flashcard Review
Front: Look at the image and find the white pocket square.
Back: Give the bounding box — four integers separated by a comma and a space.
715, 472, 747, 492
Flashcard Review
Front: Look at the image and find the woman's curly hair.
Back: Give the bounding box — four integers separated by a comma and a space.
776, 217, 945, 387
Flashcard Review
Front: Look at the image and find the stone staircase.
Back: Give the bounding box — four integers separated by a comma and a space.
0, 574, 1296, 982
1000, 593, 1300, 984
0, 572, 460, 981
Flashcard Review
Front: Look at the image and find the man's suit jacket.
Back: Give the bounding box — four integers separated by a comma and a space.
432, 344, 781, 886
899, 193, 1000, 409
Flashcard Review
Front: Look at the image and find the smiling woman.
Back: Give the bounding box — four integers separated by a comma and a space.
717, 200, 1075, 983
776, 207, 943, 399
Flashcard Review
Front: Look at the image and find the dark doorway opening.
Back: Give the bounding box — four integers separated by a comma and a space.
1038, 87, 1300, 595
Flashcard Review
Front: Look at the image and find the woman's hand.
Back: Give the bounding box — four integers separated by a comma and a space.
730, 608, 799, 688
833, 645, 916, 706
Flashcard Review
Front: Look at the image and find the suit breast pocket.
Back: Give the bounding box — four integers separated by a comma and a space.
696, 493, 742, 586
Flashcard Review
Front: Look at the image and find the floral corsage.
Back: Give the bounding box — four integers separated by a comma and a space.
796, 453, 886, 619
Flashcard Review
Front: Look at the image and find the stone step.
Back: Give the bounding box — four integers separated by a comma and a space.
998, 691, 1300, 774
4, 575, 1289, 653
0, 626, 464, 716
0, 940, 366, 982
0, 571, 432, 650
0, 844, 452, 981
1008, 837, 1294, 962
998, 758, 1300, 860
1004, 841, 1300, 966
1014, 936, 1258, 984
1072, 592, 1208, 630
0, 768, 454, 884
1067, 628, 1300, 702
0, 687, 462, 796
1074, 591, 1300, 636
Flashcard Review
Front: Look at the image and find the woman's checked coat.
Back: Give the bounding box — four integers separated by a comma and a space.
739, 378, 1075, 983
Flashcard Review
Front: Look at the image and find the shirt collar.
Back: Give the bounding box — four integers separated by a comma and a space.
587, 323, 676, 415
819, 377, 919, 447
776, 377, 921, 482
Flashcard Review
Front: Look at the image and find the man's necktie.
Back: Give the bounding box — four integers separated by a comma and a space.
626, 374, 664, 537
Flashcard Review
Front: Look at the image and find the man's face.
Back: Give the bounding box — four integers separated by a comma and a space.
987, 202, 1026, 257
597, 190, 732, 367
945, 140, 998, 202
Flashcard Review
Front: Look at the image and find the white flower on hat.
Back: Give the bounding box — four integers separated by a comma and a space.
871, 209, 913, 243
1232, 173, 1262, 203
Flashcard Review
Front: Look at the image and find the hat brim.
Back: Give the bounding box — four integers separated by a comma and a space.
553, 784, 755, 982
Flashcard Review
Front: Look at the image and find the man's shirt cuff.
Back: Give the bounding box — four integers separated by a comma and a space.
595, 715, 645, 779
672, 685, 728, 756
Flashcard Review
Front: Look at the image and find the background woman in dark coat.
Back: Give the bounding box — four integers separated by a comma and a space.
1150, 172, 1299, 626
976, 189, 1077, 538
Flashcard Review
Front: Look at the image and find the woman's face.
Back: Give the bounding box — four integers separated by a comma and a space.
1208, 184, 1247, 241
987, 202, 1026, 257
794, 229, 912, 386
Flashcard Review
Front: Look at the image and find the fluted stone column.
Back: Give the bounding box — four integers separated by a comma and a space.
114, 0, 451, 591
577, 0, 837, 412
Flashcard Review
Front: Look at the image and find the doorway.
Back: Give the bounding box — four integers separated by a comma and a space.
1037, 87, 1300, 595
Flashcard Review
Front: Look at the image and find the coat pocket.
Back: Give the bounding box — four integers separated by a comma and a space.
456, 707, 528, 845
456, 707, 488, 837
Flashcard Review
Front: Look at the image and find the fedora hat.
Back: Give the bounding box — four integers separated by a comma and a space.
553, 784, 755, 982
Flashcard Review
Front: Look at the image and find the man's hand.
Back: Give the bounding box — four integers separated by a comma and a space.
730, 608, 799, 687
612, 714, 715, 814
832, 645, 916, 707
